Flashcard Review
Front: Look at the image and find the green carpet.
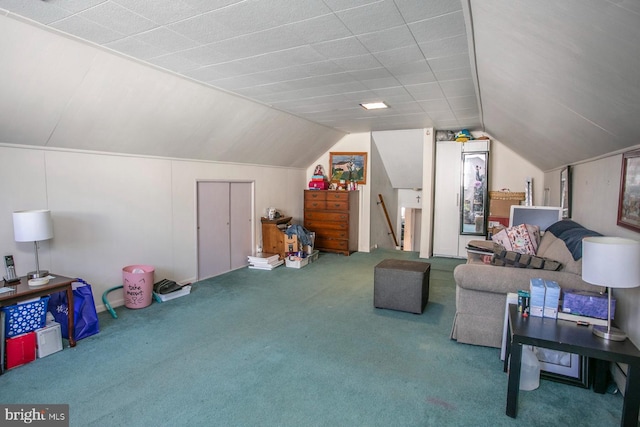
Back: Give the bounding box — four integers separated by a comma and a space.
0, 250, 625, 426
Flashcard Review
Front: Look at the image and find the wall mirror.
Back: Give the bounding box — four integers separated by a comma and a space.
460, 151, 489, 235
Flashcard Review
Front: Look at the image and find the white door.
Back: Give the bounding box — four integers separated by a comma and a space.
433, 142, 461, 257
197, 182, 252, 280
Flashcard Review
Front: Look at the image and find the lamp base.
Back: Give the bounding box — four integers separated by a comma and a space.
27, 270, 49, 279
592, 325, 627, 341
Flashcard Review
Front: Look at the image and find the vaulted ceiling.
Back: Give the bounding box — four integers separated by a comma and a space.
1, 1, 639, 172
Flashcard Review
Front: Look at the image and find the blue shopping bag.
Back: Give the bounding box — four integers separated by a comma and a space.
48, 279, 100, 340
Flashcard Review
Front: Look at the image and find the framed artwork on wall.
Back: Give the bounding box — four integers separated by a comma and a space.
329, 152, 367, 184
560, 166, 571, 219
618, 149, 640, 232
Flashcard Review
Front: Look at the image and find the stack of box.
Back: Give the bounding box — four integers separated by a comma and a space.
3, 296, 62, 370
529, 278, 561, 318
529, 278, 546, 317
543, 280, 560, 319
308, 174, 329, 190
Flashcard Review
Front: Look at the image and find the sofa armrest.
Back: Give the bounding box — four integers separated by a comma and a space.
454, 263, 604, 295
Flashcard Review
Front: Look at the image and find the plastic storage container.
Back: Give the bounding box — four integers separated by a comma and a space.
122, 265, 155, 309
519, 345, 541, 391
2, 296, 50, 338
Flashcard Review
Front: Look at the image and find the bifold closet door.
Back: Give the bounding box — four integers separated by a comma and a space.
197, 181, 252, 280
229, 182, 252, 270
197, 182, 231, 280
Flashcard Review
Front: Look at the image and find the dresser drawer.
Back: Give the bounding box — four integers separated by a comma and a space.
304, 211, 349, 222
304, 199, 327, 210
325, 192, 349, 202
304, 219, 348, 231
315, 237, 349, 251
324, 200, 349, 211
304, 191, 327, 201
314, 229, 349, 240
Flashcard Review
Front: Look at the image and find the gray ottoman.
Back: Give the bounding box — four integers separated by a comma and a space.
374, 259, 431, 314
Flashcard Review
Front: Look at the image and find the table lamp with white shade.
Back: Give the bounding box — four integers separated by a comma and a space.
582, 236, 640, 341
12, 209, 54, 279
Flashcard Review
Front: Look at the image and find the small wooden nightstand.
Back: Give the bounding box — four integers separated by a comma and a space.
261, 216, 292, 260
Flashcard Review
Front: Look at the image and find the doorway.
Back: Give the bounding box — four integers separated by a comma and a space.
197, 181, 253, 280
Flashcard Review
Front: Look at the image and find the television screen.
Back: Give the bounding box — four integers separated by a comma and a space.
509, 206, 562, 231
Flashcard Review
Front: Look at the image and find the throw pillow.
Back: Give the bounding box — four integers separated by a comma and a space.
492, 224, 540, 255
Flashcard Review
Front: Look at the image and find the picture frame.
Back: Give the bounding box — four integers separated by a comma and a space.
329, 152, 367, 184
560, 165, 571, 219
535, 347, 589, 388
618, 149, 640, 232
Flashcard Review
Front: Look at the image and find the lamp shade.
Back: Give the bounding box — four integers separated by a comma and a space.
13, 210, 54, 242
582, 236, 640, 289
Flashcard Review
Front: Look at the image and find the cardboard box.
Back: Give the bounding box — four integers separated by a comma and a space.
529, 278, 545, 317
562, 289, 614, 320
6, 332, 36, 370
489, 199, 520, 218
284, 235, 298, 254
543, 280, 560, 319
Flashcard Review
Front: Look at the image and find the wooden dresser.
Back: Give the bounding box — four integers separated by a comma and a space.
261, 216, 292, 260
303, 190, 359, 256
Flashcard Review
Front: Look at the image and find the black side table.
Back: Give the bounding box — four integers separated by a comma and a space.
505, 303, 640, 427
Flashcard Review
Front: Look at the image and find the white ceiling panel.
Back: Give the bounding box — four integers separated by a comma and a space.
134, 27, 201, 53
336, 1, 406, 35
408, 11, 466, 43
50, 15, 125, 44
286, 14, 353, 44
105, 36, 169, 60
2, 0, 638, 172
112, 0, 202, 25
78, 2, 157, 36
356, 25, 417, 52
395, 0, 462, 23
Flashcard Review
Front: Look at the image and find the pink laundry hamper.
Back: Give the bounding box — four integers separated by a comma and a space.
122, 265, 155, 309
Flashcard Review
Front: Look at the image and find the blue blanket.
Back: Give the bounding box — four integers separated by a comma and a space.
546, 220, 601, 260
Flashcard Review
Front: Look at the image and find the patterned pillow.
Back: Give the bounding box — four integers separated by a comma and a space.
492, 224, 540, 255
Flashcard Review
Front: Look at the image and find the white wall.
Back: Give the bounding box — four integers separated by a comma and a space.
306, 132, 372, 252
487, 136, 546, 206
0, 144, 304, 311
544, 154, 640, 348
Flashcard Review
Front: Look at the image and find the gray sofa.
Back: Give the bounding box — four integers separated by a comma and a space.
450, 220, 605, 348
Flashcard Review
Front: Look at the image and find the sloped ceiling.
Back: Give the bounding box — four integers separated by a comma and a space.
0, 1, 639, 172
473, 0, 640, 171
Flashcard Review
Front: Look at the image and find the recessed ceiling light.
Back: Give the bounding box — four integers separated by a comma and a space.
360, 102, 388, 110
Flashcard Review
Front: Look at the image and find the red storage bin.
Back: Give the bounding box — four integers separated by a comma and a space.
6, 332, 36, 370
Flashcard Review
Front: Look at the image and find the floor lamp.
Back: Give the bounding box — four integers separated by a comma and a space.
12, 209, 54, 279
582, 236, 640, 341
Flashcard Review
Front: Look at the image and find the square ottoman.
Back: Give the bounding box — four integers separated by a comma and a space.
374, 259, 431, 314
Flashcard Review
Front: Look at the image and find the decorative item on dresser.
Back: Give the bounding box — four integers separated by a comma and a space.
261, 216, 292, 261
303, 190, 359, 256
